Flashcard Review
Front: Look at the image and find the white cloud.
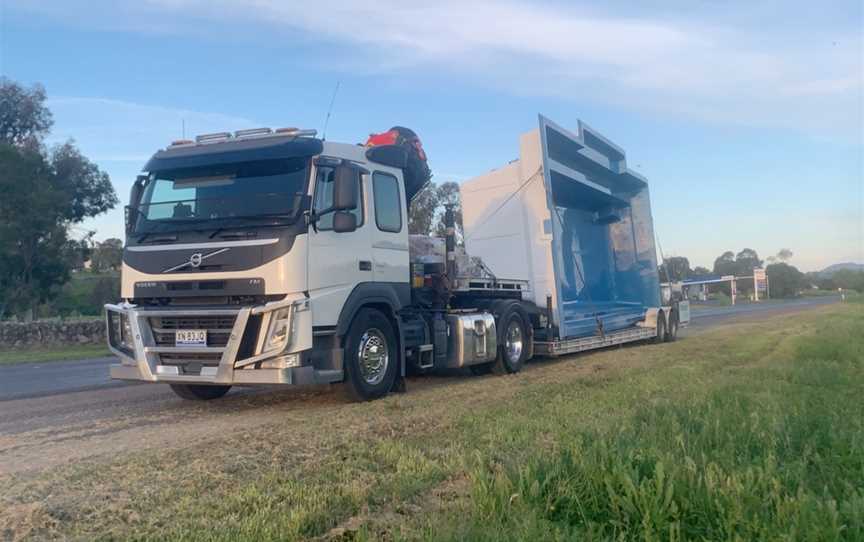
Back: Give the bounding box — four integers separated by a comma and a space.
12, 1, 863, 140
136, 0, 863, 137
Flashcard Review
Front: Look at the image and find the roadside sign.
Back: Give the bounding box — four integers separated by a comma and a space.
753, 268, 767, 290
753, 268, 768, 301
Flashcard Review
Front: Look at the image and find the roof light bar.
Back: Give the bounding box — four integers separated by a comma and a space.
234, 127, 273, 139
169, 139, 195, 148
195, 132, 233, 144
274, 127, 318, 137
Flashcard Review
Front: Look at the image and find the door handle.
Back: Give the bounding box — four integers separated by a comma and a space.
359, 260, 372, 271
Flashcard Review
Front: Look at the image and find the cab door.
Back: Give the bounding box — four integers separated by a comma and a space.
307, 163, 371, 327
369, 170, 409, 284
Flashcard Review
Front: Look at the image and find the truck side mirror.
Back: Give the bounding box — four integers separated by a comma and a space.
126, 175, 147, 233
332, 211, 357, 233
129, 175, 146, 207
333, 166, 358, 211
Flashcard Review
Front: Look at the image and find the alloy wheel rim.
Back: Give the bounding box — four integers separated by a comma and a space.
505, 320, 523, 363
357, 329, 388, 386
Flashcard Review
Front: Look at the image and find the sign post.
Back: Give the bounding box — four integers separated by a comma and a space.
753, 268, 767, 302
722, 275, 736, 305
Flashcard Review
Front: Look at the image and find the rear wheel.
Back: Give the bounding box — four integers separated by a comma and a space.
492, 310, 528, 374
652, 312, 667, 344
169, 384, 231, 401
343, 308, 398, 401
665, 311, 679, 342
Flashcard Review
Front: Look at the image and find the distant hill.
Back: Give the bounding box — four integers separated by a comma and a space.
819, 262, 864, 277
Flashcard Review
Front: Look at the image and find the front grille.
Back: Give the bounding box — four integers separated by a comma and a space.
150, 315, 237, 347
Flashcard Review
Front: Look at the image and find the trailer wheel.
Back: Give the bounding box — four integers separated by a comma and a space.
343, 308, 398, 401
492, 310, 528, 374
169, 384, 231, 401
665, 311, 679, 342
652, 312, 667, 344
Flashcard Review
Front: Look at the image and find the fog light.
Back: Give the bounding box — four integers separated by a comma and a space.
260, 353, 300, 369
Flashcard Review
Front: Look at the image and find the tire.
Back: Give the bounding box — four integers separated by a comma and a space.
169, 384, 231, 401
492, 310, 528, 374
652, 312, 667, 344
665, 311, 679, 342
343, 308, 398, 401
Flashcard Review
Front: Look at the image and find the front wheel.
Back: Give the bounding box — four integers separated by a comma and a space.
169, 384, 231, 401
343, 308, 398, 401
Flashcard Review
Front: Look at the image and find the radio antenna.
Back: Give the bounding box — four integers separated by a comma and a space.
322, 80, 341, 141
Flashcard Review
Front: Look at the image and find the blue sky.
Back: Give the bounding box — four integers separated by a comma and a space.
1, 0, 861, 271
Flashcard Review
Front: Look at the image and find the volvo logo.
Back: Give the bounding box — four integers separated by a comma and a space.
162, 248, 230, 273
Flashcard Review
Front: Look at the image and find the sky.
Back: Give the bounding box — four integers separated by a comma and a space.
1, 0, 862, 272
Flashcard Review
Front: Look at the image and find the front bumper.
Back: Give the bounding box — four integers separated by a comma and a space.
105, 299, 342, 386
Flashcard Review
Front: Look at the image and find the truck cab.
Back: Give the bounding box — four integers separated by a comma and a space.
107, 129, 415, 400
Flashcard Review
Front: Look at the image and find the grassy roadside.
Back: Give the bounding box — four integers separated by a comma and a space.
422, 305, 864, 540
0, 344, 110, 365
1, 304, 861, 540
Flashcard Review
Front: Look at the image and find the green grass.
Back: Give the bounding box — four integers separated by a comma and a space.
426, 307, 864, 541
0, 344, 111, 365
1, 305, 861, 540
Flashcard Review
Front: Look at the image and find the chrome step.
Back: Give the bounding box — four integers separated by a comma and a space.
417, 344, 434, 369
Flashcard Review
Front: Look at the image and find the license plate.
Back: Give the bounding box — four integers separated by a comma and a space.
175, 329, 207, 347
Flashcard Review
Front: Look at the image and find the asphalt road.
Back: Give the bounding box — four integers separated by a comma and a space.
0, 296, 840, 403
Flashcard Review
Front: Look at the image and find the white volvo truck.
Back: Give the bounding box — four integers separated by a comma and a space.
106, 116, 688, 401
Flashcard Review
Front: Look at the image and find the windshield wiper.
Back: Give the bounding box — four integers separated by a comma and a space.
209, 228, 258, 240
137, 232, 178, 243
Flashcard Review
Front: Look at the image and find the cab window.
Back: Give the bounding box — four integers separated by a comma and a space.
313, 166, 363, 230
372, 172, 402, 233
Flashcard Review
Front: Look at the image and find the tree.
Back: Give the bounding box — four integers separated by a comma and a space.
659, 256, 691, 281
64, 233, 95, 272
408, 182, 439, 235
734, 248, 762, 295
0, 79, 117, 319
776, 248, 793, 262
433, 181, 463, 240
0, 78, 52, 147
766, 262, 806, 298
734, 248, 762, 274
692, 266, 711, 276
407, 180, 464, 241
713, 251, 736, 276
833, 269, 864, 293
91, 238, 123, 272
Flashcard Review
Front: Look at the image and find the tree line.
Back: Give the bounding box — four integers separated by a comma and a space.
660, 248, 863, 298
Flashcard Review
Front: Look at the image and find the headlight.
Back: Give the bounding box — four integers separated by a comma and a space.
262, 306, 293, 353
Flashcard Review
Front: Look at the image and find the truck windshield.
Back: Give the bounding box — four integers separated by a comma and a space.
132, 157, 310, 233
